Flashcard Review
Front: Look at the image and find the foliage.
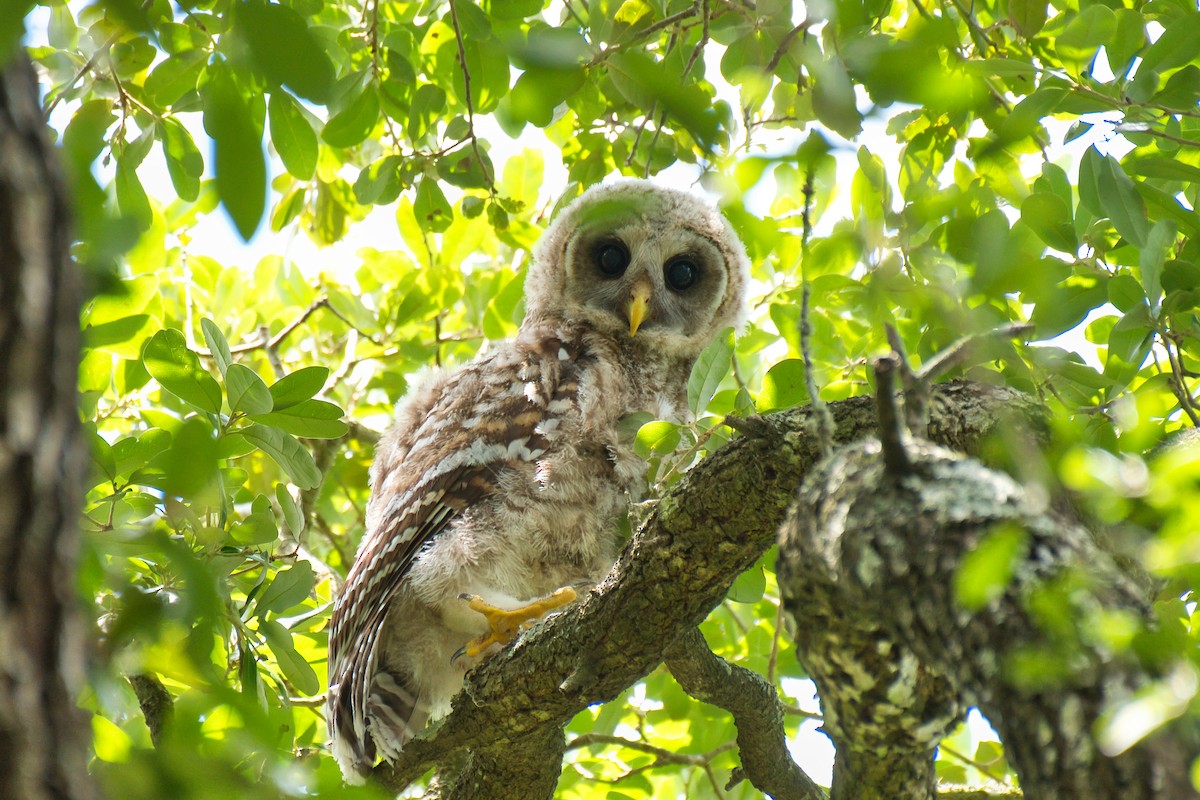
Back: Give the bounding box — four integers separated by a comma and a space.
12, 0, 1200, 795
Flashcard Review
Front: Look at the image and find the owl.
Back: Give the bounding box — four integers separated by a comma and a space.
326, 180, 750, 783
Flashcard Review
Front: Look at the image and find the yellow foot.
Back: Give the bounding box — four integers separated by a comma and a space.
454, 587, 578, 660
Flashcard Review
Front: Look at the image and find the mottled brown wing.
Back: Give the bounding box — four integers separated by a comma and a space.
327, 336, 582, 777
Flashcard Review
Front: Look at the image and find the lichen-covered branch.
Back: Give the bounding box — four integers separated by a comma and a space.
373, 382, 1044, 797
779, 438, 1198, 799
664, 628, 826, 800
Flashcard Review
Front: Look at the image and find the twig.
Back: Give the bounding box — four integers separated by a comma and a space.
885, 324, 924, 434
1162, 334, 1200, 426
915, 322, 1034, 384
447, 0, 495, 194
873, 355, 912, 477
723, 413, 772, 439
798, 171, 835, 458
765, 20, 813, 74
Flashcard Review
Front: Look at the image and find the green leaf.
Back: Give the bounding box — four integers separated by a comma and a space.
687, 327, 735, 416
506, 66, 586, 127
268, 366, 329, 409
255, 561, 315, 617
238, 0, 334, 102
608, 50, 721, 149
241, 424, 322, 488
275, 483, 304, 537
1079, 148, 1149, 247
1055, 5, 1116, 73
115, 153, 152, 234
954, 523, 1029, 612
200, 318, 233, 377
157, 417, 221, 499
1140, 13, 1200, 73
1107, 274, 1145, 313
202, 64, 267, 240
728, 565, 766, 604
414, 176, 453, 233
268, 91, 318, 180
143, 50, 207, 108
759, 359, 808, 412
1007, 0, 1046, 38
633, 420, 681, 458
260, 619, 320, 694
1020, 192, 1077, 253
230, 493, 278, 545
158, 117, 202, 202
811, 56, 863, 139
1141, 220, 1175, 314
226, 364, 274, 414
322, 82, 380, 148
143, 329, 223, 413
250, 399, 348, 439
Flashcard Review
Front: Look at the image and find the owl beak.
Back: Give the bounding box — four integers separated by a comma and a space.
626, 283, 652, 336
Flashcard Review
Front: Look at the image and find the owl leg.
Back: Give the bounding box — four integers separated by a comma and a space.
454, 587, 578, 660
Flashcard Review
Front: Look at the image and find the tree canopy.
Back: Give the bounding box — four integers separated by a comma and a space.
7, 0, 1200, 797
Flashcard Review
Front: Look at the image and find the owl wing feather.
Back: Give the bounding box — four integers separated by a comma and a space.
327, 330, 582, 778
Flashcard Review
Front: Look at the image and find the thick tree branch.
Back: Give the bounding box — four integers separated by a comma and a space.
779, 437, 1199, 799
372, 382, 1046, 796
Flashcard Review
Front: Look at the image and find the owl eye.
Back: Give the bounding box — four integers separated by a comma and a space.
595, 242, 630, 278
664, 258, 699, 291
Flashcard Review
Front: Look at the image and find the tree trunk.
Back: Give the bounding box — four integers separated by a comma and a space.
0, 53, 95, 800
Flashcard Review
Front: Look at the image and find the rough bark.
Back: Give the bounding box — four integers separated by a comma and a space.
0, 54, 95, 800
374, 382, 1045, 797
778, 437, 1198, 799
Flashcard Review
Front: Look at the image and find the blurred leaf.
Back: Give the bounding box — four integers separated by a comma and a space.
268, 91, 318, 180
1007, 0, 1046, 37
238, 0, 334, 102
954, 523, 1029, 612
158, 117, 203, 202
322, 81, 380, 148
202, 63, 267, 240
728, 565, 766, 604
760, 359, 807, 412
260, 619, 320, 694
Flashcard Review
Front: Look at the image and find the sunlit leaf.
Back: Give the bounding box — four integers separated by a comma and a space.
143, 329, 222, 413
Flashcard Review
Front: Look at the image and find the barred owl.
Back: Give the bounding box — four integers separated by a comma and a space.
327, 180, 750, 782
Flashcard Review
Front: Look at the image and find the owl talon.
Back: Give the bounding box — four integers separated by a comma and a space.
456, 588, 579, 660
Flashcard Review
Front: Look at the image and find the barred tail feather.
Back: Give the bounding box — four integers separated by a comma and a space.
366, 671, 427, 763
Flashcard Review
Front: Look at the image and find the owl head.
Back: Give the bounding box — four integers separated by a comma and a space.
524, 180, 750, 360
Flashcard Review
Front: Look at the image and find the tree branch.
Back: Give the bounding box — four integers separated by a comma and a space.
371, 382, 1047, 796
780, 437, 1198, 798
664, 628, 826, 800
127, 673, 173, 748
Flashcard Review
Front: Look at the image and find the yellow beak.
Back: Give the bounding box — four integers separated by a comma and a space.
627, 285, 652, 336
